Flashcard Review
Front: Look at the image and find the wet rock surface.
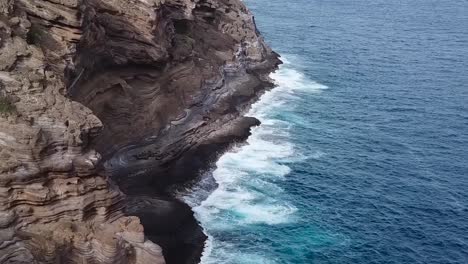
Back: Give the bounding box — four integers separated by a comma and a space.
0, 0, 279, 263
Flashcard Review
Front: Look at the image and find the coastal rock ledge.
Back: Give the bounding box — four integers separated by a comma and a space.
0, 0, 280, 263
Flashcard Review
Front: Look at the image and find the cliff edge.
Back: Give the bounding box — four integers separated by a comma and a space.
0, 0, 280, 263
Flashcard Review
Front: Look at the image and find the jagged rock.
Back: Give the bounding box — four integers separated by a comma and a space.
0, 1, 164, 263
0, 0, 279, 263
70, 0, 280, 189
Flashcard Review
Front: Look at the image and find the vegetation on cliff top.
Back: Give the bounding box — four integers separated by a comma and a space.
0, 95, 16, 115
26, 24, 44, 45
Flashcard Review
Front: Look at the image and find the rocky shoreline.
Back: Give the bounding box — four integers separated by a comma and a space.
0, 0, 280, 263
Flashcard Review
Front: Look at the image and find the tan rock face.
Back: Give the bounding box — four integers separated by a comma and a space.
0, 1, 164, 263
0, 0, 279, 263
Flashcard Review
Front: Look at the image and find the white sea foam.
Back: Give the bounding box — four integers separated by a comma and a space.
271, 67, 328, 92
181, 57, 327, 263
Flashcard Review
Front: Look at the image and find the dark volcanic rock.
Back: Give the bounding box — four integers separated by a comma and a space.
126, 196, 207, 264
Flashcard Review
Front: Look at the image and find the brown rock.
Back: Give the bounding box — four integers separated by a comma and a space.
0, 1, 164, 263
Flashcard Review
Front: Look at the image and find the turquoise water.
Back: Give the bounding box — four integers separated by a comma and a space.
185, 0, 468, 263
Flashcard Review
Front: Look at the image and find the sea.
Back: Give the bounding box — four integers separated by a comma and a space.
182, 0, 468, 263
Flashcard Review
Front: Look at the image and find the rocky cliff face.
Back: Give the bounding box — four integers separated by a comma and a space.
0, 0, 279, 263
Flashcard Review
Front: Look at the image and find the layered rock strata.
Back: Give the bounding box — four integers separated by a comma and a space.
0, 1, 164, 263
0, 0, 279, 263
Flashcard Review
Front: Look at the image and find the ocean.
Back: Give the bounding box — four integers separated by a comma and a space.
183, 0, 468, 263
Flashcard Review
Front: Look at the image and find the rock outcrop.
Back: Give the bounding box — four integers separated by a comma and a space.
0, 0, 279, 263
0, 1, 164, 263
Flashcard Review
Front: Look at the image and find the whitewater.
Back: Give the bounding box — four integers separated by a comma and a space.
182, 58, 328, 263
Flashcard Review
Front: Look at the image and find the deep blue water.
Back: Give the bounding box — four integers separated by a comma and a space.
184, 1, 468, 263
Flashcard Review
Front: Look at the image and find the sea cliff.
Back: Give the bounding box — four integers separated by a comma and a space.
0, 0, 280, 263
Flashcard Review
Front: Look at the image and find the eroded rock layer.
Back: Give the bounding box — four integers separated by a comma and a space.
0, 0, 279, 263
0, 1, 165, 263
70, 0, 280, 189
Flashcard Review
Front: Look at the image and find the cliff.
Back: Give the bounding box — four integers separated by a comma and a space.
0, 0, 279, 263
